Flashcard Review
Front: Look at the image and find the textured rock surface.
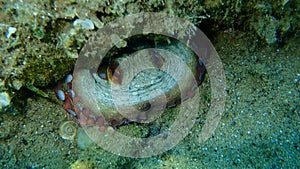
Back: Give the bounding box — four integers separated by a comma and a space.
0, 0, 298, 109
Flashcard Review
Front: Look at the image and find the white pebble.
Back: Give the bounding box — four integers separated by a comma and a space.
73, 19, 94, 30
6, 27, 17, 38
57, 90, 65, 101
0, 92, 11, 108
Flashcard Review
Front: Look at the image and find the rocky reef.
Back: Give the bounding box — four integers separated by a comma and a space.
0, 0, 298, 110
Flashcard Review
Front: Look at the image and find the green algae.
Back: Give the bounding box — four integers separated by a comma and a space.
26, 84, 49, 98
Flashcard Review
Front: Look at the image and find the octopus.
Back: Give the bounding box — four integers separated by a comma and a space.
55, 35, 205, 132
55, 14, 209, 134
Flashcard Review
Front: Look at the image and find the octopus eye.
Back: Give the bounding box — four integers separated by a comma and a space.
97, 59, 122, 85
97, 64, 108, 80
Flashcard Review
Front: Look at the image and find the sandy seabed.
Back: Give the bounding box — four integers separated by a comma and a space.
0, 30, 299, 168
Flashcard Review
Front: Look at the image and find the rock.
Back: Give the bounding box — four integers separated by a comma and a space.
0, 92, 11, 109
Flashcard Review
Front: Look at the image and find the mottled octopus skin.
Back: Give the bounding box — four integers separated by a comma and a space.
71, 40, 205, 125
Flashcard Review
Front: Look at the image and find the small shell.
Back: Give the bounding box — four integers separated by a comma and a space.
65, 74, 73, 83
59, 121, 77, 140
57, 90, 65, 101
